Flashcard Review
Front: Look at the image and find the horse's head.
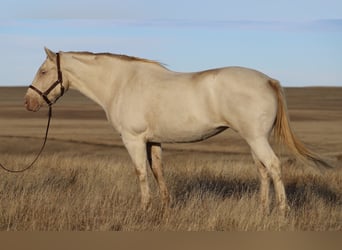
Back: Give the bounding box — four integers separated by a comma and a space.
25, 47, 67, 111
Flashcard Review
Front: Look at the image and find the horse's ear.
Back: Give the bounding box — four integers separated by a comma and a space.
44, 47, 56, 60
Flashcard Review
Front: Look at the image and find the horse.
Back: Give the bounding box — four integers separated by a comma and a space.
25, 47, 329, 213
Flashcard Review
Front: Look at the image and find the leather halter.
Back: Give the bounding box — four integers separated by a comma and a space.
29, 53, 65, 106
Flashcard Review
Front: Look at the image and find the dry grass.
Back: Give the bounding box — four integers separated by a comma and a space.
0, 87, 341, 231
0, 151, 340, 231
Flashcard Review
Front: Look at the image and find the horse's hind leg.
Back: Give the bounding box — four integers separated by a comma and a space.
252, 151, 271, 213
147, 142, 170, 207
248, 137, 288, 213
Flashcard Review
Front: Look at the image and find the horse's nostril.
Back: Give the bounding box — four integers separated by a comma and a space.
24, 96, 29, 105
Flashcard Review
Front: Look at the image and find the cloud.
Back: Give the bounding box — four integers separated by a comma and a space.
45, 18, 341, 33
309, 19, 342, 32
2, 19, 341, 35
122, 19, 342, 32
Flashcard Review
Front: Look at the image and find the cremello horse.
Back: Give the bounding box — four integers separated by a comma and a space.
25, 48, 329, 212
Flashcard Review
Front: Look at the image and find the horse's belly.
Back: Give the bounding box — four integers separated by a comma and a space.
150, 125, 228, 143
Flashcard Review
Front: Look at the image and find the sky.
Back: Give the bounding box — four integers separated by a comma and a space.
0, 0, 341, 86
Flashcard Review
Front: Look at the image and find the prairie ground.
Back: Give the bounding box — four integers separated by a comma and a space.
0, 87, 341, 231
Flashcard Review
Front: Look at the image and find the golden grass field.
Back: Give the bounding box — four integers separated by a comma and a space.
0, 86, 341, 231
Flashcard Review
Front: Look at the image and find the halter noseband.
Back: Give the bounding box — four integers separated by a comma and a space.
29, 53, 65, 106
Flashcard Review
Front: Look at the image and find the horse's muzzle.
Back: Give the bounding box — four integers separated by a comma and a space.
25, 94, 41, 112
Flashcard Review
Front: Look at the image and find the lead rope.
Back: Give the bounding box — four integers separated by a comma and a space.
0, 106, 52, 173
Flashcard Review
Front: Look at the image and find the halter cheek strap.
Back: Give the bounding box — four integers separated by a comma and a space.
29, 53, 65, 106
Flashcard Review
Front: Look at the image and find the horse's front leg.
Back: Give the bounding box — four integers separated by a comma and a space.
147, 142, 170, 208
122, 135, 151, 209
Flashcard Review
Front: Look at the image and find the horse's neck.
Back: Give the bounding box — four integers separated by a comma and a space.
64, 54, 125, 109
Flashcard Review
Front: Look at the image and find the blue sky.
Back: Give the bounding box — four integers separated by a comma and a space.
0, 0, 341, 86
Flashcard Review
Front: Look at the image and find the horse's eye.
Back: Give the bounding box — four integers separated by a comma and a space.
41, 70, 47, 75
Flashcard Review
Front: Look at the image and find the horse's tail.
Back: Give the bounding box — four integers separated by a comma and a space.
268, 79, 332, 168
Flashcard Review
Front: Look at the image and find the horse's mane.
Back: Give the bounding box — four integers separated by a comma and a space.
69, 51, 166, 69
